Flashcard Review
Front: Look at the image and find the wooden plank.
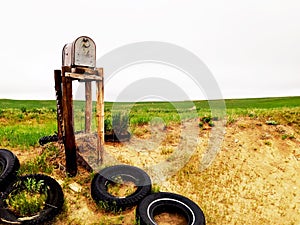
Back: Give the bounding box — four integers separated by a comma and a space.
85, 81, 92, 133
100, 69, 104, 143
62, 66, 77, 177
97, 68, 104, 143
96, 80, 102, 163
96, 67, 104, 163
65, 72, 102, 81
54, 70, 63, 141
74, 67, 98, 75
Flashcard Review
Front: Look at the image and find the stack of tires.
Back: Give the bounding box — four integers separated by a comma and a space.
0, 149, 64, 225
91, 165, 206, 225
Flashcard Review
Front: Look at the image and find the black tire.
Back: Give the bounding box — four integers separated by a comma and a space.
39, 135, 59, 146
136, 192, 206, 225
0, 149, 20, 192
91, 165, 152, 211
0, 174, 64, 224
105, 131, 131, 142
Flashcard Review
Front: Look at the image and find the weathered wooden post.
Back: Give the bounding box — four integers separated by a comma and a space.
55, 36, 104, 176
54, 70, 63, 140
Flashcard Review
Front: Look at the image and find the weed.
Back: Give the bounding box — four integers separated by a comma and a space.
151, 184, 160, 193
6, 178, 47, 217
112, 112, 129, 135
201, 116, 211, 123
17, 113, 24, 120
18, 144, 59, 175
227, 115, 236, 125
264, 141, 272, 146
97, 200, 120, 214
135, 217, 141, 225
131, 126, 150, 138
20, 107, 27, 113
238, 123, 248, 128
282, 134, 295, 140
208, 121, 215, 127
104, 117, 113, 133
266, 120, 278, 125
160, 146, 174, 155
107, 178, 137, 198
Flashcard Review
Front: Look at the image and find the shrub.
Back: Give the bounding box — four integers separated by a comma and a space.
112, 112, 129, 135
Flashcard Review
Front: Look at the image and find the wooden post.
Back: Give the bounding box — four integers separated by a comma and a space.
54, 70, 63, 141
96, 68, 104, 163
97, 68, 104, 143
85, 81, 92, 133
62, 66, 77, 177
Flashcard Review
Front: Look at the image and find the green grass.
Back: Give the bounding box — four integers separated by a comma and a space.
1, 97, 299, 224
0, 99, 57, 110
1, 96, 299, 111
224, 96, 300, 109
6, 177, 48, 217
0, 107, 57, 149
18, 144, 60, 175
0, 96, 299, 148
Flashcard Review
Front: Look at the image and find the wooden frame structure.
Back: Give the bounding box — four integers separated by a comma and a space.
54, 63, 104, 177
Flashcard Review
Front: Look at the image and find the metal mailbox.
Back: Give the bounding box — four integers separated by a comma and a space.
62, 36, 96, 68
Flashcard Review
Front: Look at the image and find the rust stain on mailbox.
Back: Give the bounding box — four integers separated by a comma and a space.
62, 36, 96, 68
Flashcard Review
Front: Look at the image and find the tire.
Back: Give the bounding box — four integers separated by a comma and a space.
104, 131, 131, 142
91, 165, 152, 211
0, 174, 64, 224
136, 192, 206, 225
0, 149, 20, 192
39, 135, 59, 146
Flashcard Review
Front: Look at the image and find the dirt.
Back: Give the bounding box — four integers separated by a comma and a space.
107, 181, 137, 198
4, 117, 300, 224
154, 212, 187, 225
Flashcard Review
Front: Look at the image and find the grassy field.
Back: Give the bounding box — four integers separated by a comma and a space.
0, 96, 299, 149
0, 96, 299, 224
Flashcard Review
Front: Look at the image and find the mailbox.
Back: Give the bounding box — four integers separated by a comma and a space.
62, 36, 96, 68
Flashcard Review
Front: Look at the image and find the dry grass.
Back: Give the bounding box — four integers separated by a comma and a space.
4, 114, 300, 225
103, 116, 300, 224
166, 118, 300, 225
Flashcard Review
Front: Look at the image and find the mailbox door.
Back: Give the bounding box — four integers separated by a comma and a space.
73, 36, 96, 67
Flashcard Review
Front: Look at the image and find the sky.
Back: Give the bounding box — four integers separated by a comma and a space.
1, 0, 300, 101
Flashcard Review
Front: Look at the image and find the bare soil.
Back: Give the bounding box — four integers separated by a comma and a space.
154, 212, 187, 225
5, 117, 300, 225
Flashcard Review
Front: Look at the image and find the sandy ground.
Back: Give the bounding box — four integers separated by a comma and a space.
4, 117, 300, 225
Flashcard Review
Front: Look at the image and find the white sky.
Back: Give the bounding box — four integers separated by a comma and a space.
1, 0, 300, 101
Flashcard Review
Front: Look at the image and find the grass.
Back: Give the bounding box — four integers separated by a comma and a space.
18, 143, 60, 175
0, 96, 299, 224
6, 177, 47, 217
107, 176, 137, 198
0, 96, 299, 148
0, 107, 57, 149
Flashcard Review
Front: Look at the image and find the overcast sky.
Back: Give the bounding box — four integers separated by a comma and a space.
1, 0, 300, 101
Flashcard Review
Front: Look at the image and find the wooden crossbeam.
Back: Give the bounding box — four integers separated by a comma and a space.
65, 72, 102, 81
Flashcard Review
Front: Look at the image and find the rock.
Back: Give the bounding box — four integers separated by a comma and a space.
69, 182, 82, 193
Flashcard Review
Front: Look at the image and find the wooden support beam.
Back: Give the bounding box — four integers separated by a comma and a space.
62, 66, 77, 177
96, 68, 104, 143
85, 81, 92, 133
65, 72, 102, 81
96, 68, 104, 163
73, 67, 98, 75
54, 70, 63, 141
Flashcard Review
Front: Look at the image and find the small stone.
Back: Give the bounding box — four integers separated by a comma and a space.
69, 182, 82, 193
